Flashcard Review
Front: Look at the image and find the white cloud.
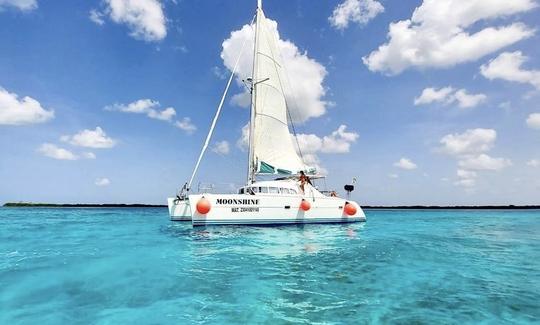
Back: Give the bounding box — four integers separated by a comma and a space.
106, 99, 195, 133
211, 66, 228, 80
453, 89, 487, 108
148, 107, 176, 121
388, 173, 399, 179
300, 153, 328, 176
439, 128, 511, 188
95, 178, 111, 186
454, 178, 476, 188
296, 125, 359, 154
212, 140, 230, 155
499, 101, 512, 111
414, 87, 454, 105
414, 86, 486, 108
393, 157, 417, 170
458, 154, 512, 171
94, 0, 166, 42
455, 168, 477, 187
61, 127, 116, 149
0, 0, 37, 11
526, 113, 540, 129
237, 123, 250, 151
230, 92, 251, 108
480, 51, 540, 90
439, 128, 496, 156
457, 169, 477, 179
221, 17, 329, 122
527, 159, 540, 167
106, 99, 176, 121
82, 152, 96, 159
174, 45, 188, 53
295, 133, 322, 153
89, 9, 105, 25
175, 117, 196, 134
38, 143, 78, 161
0, 87, 54, 125
363, 0, 536, 75
321, 125, 359, 153
329, 0, 384, 30
37, 145, 96, 161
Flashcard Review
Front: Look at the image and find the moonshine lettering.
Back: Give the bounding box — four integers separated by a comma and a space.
216, 198, 259, 205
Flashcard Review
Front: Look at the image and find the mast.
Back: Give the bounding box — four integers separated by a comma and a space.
247, 0, 262, 184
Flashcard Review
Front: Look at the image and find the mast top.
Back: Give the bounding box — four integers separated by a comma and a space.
257, 0, 262, 9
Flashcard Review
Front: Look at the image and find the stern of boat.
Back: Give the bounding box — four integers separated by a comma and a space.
167, 197, 192, 221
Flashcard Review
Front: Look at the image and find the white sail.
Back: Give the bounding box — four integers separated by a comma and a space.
250, 7, 314, 177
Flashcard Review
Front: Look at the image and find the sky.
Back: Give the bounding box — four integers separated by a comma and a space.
1, 0, 539, 205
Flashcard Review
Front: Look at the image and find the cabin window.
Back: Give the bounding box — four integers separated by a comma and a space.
281, 188, 290, 194
259, 187, 268, 193
269, 187, 279, 194
290, 189, 297, 194
239, 188, 245, 194
251, 187, 258, 193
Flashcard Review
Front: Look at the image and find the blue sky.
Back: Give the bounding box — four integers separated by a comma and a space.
1, 0, 539, 205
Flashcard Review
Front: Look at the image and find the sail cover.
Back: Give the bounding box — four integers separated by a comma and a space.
251, 9, 314, 175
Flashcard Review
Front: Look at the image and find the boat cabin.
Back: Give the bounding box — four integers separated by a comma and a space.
236, 180, 330, 198
238, 181, 300, 196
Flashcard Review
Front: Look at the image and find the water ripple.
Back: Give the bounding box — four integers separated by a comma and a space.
0, 208, 539, 324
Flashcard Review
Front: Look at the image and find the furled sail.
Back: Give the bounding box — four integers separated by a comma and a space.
250, 7, 315, 177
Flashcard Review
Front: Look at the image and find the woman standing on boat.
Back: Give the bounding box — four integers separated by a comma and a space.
299, 171, 311, 193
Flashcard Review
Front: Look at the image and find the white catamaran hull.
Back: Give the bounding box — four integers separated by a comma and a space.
167, 197, 192, 221
185, 194, 365, 226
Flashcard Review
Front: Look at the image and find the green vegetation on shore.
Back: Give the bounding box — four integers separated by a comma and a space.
362, 205, 540, 210
3, 202, 166, 208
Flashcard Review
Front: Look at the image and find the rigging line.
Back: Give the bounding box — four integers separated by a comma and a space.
285, 90, 305, 163
256, 82, 284, 96
255, 52, 282, 67
256, 112, 288, 125
259, 17, 306, 164
186, 14, 256, 191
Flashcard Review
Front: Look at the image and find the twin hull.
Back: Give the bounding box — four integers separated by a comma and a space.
168, 194, 366, 226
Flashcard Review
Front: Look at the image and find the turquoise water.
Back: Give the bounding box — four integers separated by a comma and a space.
1, 208, 539, 324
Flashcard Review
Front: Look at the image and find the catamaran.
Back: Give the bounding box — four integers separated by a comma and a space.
168, 0, 366, 226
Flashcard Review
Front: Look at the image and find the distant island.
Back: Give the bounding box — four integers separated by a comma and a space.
3, 202, 539, 209
362, 205, 540, 210
3, 203, 167, 208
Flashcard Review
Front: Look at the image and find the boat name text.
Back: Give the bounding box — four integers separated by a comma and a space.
216, 198, 259, 205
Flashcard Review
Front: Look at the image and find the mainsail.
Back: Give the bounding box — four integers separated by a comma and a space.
248, 3, 314, 180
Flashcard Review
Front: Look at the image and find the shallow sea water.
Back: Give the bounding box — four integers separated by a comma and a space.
0, 208, 539, 324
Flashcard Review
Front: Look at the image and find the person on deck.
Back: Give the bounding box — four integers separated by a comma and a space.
299, 171, 311, 194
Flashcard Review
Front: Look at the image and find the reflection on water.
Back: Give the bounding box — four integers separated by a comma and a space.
162, 222, 366, 258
